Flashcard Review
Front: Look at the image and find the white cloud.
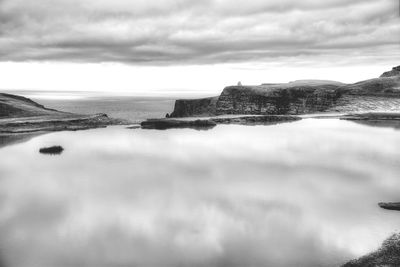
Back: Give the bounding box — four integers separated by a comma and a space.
0, 0, 398, 92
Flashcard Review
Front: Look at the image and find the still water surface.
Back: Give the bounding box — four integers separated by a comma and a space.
1, 119, 400, 267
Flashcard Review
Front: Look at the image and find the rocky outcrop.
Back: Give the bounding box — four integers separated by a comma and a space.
380, 65, 400, 78
378, 202, 400, 211
216, 82, 342, 115
343, 233, 400, 267
169, 66, 400, 117
343, 200, 400, 266
170, 96, 218, 117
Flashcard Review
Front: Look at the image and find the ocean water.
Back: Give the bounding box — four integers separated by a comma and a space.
1, 96, 400, 267
34, 96, 176, 123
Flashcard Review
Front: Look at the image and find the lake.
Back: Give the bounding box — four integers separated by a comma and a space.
1, 117, 400, 267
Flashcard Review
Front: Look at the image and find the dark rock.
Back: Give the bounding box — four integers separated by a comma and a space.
169, 96, 218, 117
216, 83, 342, 115
165, 113, 170, 118
39, 146, 64, 155
378, 202, 400, 211
141, 119, 217, 130
342, 233, 400, 267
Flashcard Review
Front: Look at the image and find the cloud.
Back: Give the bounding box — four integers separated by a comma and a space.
0, 0, 398, 66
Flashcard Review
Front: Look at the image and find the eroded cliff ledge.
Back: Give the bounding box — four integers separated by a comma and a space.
169, 66, 400, 117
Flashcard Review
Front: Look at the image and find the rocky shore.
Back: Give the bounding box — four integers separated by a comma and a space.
341, 202, 400, 266
343, 233, 400, 267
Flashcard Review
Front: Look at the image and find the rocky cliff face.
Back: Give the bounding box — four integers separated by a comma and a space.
216, 83, 342, 115
380, 65, 400, 78
170, 96, 218, 117
169, 66, 400, 117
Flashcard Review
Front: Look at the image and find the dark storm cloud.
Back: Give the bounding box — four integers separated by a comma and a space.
0, 0, 398, 65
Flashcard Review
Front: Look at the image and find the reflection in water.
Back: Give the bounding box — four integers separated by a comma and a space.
1, 119, 400, 267
0, 133, 43, 149
346, 119, 400, 130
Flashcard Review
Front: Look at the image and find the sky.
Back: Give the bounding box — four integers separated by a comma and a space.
0, 0, 399, 95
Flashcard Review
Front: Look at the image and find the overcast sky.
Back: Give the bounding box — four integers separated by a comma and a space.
0, 0, 399, 94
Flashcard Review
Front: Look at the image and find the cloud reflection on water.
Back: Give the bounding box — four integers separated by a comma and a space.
1, 119, 400, 267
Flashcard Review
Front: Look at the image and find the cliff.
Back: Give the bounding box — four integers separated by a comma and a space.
216, 81, 342, 115
169, 66, 400, 117
0, 92, 122, 134
169, 96, 218, 117
380, 65, 400, 78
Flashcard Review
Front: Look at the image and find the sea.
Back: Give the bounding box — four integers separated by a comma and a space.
21, 90, 180, 123
1, 91, 400, 267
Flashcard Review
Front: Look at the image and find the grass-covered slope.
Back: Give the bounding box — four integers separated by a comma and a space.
0, 92, 122, 134
0, 93, 65, 118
